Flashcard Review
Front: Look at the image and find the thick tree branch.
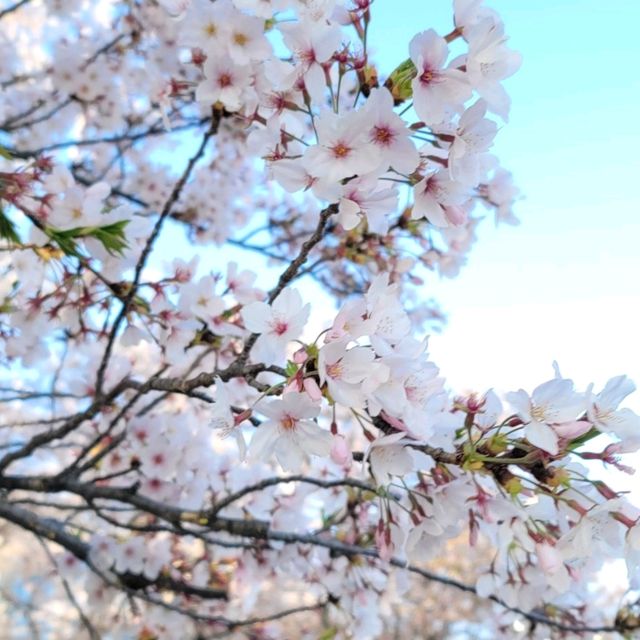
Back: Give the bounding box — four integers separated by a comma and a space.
0, 500, 228, 600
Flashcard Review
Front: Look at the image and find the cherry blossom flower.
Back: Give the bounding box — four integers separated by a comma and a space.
587, 375, 640, 442
225, 12, 271, 64
484, 167, 520, 224
448, 99, 497, 184
170, 257, 199, 283
179, 0, 234, 50
210, 377, 247, 458
143, 536, 171, 580
362, 87, 420, 175
89, 534, 118, 573
337, 175, 398, 234
279, 21, 342, 104
138, 438, 182, 480
412, 169, 468, 227
249, 392, 332, 471
409, 29, 471, 125
303, 110, 381, 184
365, 432, 414, 486
318, 341, 388, 409
474, 389, 503, 430
114, 537, 147, 574
178, 275, 225, 322
365, 275, 413, 349
43, 166, 110, 228
196, 55, 252, 112
325, 297, 372, 343
226, 261, 263, 304
454, 0, 499, 35
241, 287, 310, 363
465, 17, 522, 120
535, 542, 571, 593
506, 378, 587, 455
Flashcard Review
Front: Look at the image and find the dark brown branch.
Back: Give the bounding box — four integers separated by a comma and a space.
0, 0, 31, 20
2, 97, 73, 132
238, 204, 337, 362
261, 531, 620, 635
211, 474, 375, 515
9, 119, 207, 158
94, 112, 221, 394
0, 471, 624, 634
208, 601, 328, 636
0, 500, 228, 600
267, 204, 337, 305
0, 378, 130, 474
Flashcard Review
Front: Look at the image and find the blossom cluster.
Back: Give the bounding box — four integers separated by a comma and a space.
0, 0, 637, 638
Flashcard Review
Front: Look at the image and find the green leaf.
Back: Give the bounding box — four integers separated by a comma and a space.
46, 228, 81, 256
0, 207, 21, 244
567, 426, 601, 450
0, 147, 13, 160
385, 58, 417, 102
88, 219, 129, 256
284, 361, 298, 377
45, 219, 130, 257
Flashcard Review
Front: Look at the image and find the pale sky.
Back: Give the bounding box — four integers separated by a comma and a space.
368, 0, 640, 406
157, 1, 640, 415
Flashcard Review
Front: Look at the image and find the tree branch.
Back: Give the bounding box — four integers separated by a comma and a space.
94, 112, 221, 394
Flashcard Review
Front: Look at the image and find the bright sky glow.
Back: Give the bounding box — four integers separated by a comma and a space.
367, 0, 640, 407
156, 0, 640, 407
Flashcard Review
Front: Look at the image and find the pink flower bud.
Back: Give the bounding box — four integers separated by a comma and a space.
536, 542, 563, 575
380, 410, 407, 432
466, 394, 482, 413
330, 435, 352, 468
303, 377, 323, 402
554, 420, 592, 439
444, 205, 467, 226
293, 347, 307, 364
375, 522, 394, 562
234, 409, 252, 426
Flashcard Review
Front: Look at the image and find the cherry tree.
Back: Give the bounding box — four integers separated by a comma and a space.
0, 0, 639, 637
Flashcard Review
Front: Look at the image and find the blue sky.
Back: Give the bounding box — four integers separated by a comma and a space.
157, 0, 640, 406
366, 0, 640, 403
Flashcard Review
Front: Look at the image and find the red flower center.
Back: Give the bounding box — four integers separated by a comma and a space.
420, 68, 435, 85
373, 126, 394, 145
218, 73, 232, 88
273, 320, 289, 335
332, 142, 351, 158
